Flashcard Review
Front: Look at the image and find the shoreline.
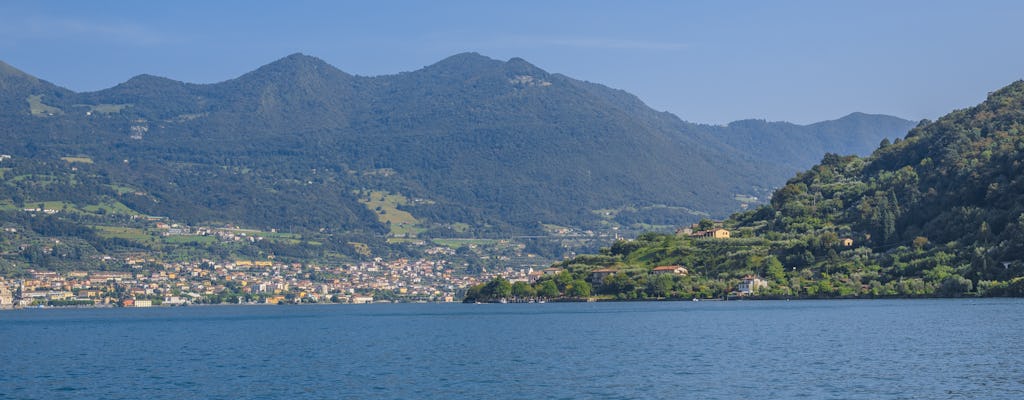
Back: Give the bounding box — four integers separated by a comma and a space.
5, 294, 1004, 311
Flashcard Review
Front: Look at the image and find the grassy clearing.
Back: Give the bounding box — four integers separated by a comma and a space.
21, 199, 139, 216
27, 95, 63, 116
348, 242, 371, 257
356, 190, 424, 237
93, 226, 151, 241
387, 238, 426, 244
88, 104, 130, 114
432, 238, 500, 248
22, 201, 75, 211
259, 231, 303, 240
163, 235, 217, 245
82, 201, 138, 215
61, 156, 94, 164
542, 223, 573, 234
391, 223, 426, 238
451, 222, 470, 233
107, 184, 138, 195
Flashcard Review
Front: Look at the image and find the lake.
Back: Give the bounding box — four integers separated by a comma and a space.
1, 299, 1022, 399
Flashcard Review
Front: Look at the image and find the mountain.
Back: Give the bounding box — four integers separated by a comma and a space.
712, 112, 916, 172
0, 53, 912, 243
543, 79, 1024, 299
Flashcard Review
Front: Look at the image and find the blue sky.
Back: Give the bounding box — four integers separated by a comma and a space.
1, 0, 1022, 124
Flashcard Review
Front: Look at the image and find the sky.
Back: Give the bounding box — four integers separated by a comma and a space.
1, 0, 1023, 125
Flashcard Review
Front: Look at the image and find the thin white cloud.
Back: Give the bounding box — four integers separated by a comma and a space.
1, 15, 168, 46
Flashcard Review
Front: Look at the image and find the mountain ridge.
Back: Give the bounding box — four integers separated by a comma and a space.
0, 53, 914, 245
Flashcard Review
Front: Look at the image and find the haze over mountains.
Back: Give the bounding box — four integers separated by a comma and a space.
0, 53, 914, 237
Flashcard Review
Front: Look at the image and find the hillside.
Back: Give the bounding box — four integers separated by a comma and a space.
538, 80, 1024, 299
0, 53, 911, 261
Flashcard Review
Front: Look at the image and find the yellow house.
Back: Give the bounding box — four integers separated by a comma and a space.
693, 228, 730, 239
264, 295, 287, 304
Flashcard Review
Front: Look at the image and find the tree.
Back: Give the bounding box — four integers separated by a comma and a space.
553, 271, 574, 291
650, 274, 675, 297
937, 275, 973, 296
912, 236, 929, 251
484, 277, 512, 299
511, 281, 536, 298
697, 218, 715, 231
537, 280, 560, 298
763, 256, 786, 283
566, 279, 591, 298
601, 273, 637, 295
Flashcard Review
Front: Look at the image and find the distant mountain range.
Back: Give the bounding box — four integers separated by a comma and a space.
0, 53, 914, 237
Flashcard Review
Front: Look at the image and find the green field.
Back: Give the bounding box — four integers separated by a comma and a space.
88, 104, 130, 114
61, 156, 94, 164
93, 226, 151, 241
27, 95, 63, 116
432, 238, 501, 248
26, 201, 74, 211
83, 201, 138, 215
163, 235, 218, 245
107, 185, 139, 195
356, 190, 425, 238
259, 231, 303, 240
18, 198, 138, 216
348, 242, 371, 257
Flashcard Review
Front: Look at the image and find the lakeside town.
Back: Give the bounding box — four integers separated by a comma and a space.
0, 222, 787, 310
0, 255, 545, 310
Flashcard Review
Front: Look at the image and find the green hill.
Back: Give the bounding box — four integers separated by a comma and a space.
540, 80, 1024, 299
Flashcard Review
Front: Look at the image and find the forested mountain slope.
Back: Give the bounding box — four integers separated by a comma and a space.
541, 80, 1024, 299
0, 53, 911, 238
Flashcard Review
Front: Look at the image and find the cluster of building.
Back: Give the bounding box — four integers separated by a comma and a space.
0, 255, 542, 309
676, 224, 732, 239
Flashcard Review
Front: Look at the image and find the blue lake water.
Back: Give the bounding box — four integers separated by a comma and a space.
1, 299, 1023, 399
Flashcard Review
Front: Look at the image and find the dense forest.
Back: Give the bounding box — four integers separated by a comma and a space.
477, 80, 1024, 300
0, 54, 911, 246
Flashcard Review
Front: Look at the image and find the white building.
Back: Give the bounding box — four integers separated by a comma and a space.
351, 295, 374, 304
738, 275, 768, 295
